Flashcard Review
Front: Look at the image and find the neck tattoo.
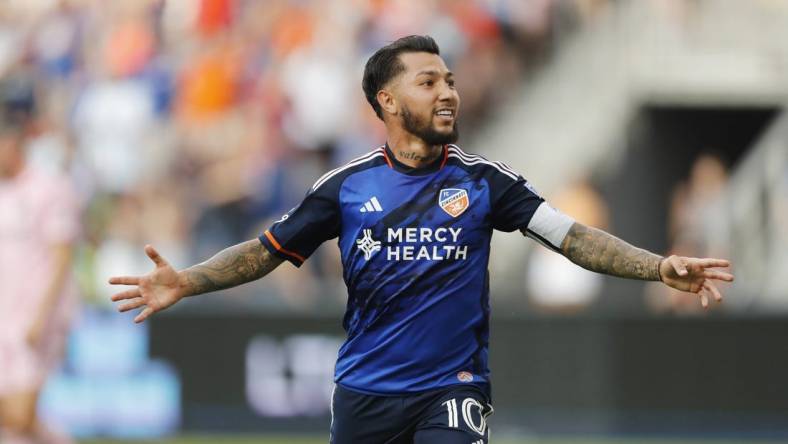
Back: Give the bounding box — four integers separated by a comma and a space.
399, 151, 437, 162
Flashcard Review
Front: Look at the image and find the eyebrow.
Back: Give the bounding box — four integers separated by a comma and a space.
415, 70, 454, 77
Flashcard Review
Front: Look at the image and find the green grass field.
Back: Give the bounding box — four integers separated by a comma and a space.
79, 436, 783, 444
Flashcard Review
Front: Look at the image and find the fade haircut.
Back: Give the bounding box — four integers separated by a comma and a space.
362, 35, 440, 121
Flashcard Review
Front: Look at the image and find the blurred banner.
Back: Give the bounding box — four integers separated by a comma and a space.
111, 313, 788, 438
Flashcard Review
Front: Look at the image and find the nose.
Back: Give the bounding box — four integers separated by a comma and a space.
438, 81, 457, 103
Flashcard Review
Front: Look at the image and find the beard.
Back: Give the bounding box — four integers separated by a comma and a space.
401, 105, 459, 146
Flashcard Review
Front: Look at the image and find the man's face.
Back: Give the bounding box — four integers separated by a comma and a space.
389, 52, 460, 145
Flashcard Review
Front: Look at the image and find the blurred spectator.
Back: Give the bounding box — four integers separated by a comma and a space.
30, 2, 82, 80
0, 114, 79, 444
645, 153, 730, 315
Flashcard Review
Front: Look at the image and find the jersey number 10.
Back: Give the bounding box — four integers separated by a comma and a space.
441, 397, 489, 436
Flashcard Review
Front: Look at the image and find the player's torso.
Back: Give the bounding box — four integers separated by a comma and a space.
262, 144, 545, 393
333, 161, 495, 392
338, 163, 493, 301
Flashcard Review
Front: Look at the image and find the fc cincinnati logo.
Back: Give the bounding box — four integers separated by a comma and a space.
457, 371, 474, 382
439, 188, 469, 218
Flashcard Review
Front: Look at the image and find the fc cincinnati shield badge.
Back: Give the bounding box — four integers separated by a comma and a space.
439, 188, 470, 218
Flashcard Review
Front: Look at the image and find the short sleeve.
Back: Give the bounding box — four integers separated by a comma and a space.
259, 184, 341, 267
489, 165, 545, 232
488, 165, 575, 251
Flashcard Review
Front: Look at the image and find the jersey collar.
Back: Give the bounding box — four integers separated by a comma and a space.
383, 143, 449, 176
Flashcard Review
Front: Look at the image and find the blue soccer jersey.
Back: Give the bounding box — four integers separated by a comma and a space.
259, 144, 573, 395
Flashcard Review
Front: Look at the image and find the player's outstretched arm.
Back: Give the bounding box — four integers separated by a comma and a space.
109, 239, 283, 323
559, 222, 734, 308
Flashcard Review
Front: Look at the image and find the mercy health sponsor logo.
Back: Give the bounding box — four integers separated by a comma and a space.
354, 226, 468, 261
386, 227, 467, 261
355, 229, 382, 260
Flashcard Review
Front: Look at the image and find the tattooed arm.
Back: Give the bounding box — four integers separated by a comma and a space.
109, 240, 284, 323
557, 222, 734, 308
179, 240, 283, 295
560, 222, 662, 281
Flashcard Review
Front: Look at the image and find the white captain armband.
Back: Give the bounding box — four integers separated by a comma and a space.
524, 202, 575, 253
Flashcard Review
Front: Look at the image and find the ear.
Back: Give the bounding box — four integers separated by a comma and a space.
377, 89, 398, 117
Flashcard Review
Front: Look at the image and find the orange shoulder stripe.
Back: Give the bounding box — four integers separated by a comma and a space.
263, 230, 306, 263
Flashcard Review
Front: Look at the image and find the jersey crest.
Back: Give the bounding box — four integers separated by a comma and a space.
439, 188, 470, 218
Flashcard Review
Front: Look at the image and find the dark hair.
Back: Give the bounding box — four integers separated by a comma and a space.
362, 35, 440, 120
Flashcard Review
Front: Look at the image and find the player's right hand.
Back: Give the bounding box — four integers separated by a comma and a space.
109, 245, 185, 323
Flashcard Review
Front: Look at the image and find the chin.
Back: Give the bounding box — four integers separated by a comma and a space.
426, 132, 459, 146
435, 125, 459, 143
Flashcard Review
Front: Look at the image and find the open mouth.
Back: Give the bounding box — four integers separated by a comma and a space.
435, 108, 455, 120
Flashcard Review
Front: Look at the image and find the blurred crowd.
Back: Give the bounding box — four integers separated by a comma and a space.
0, 0, 608, 312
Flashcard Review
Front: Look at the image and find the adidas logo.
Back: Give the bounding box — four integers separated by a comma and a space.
359, 196, 383, 213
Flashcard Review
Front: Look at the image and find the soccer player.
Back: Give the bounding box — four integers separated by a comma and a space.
0, 118, 79, 444
110, 36, 734, 443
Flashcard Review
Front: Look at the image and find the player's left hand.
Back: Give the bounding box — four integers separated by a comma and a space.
659, 255, 734, 309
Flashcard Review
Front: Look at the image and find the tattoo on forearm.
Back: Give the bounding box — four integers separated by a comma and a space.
182, 240, 283, 296
560, 223, 662, 281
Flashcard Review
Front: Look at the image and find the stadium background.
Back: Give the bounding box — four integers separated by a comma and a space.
1, 0, 787, 442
